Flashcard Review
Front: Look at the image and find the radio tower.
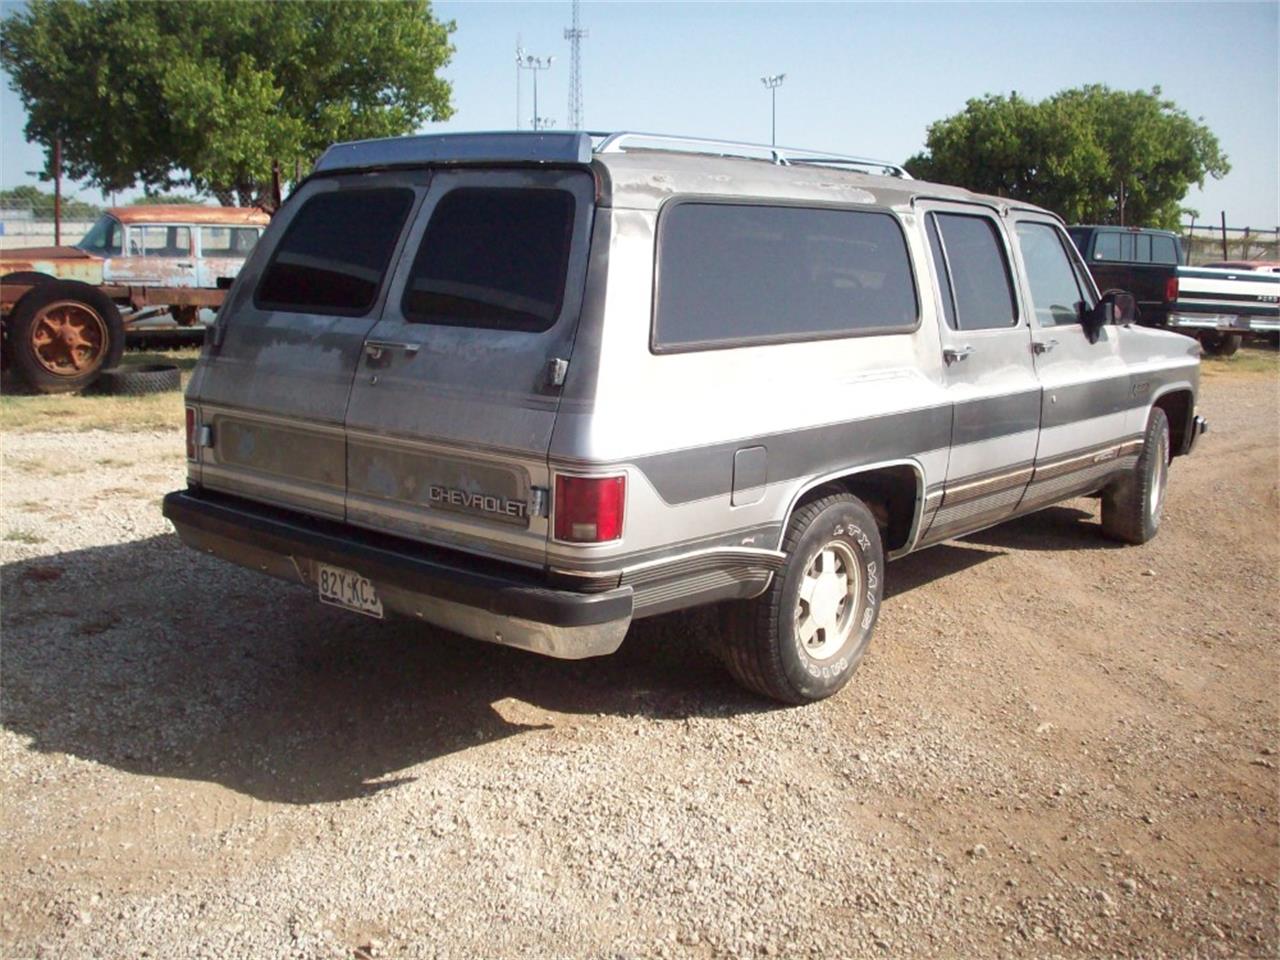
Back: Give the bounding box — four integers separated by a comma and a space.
564, 0, 588, 129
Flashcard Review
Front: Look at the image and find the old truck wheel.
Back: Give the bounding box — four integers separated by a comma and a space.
8, 281, 125, 394
1199, 331, 1241, 357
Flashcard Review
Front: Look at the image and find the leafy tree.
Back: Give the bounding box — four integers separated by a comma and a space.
134, 192, 205, 205
0, 184, 101, 219
1, 0, 455, 207
906, 86, 1229, 229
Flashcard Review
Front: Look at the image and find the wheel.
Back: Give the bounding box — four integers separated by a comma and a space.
6, 280, 125, 394
1101, 407, 1170, 545
718, 493, 884, 704
91, 364, 182, 396
1199, 331, 1241, 356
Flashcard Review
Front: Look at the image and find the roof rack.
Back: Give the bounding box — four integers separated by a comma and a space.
592, 131, 911, 179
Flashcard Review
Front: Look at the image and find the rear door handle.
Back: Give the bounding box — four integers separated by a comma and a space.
364, 340, 421, 361
1032, 338, 1059, 355
943, 345, 975, 365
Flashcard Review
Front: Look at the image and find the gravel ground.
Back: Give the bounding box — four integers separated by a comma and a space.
1, 361, 1277, 959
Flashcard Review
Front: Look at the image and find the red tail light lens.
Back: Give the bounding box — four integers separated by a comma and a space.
185, 407, 196, 460
554, 474, 625, 543
1164, 277, 1179, 302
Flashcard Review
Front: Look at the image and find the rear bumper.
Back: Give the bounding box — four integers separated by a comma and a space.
162, 489, 633, 660
1168, 311, 1280, 334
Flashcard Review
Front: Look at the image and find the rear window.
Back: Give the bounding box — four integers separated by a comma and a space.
401, 188, 576, 332
256, 188, 414, 315
653, 202, 918, 351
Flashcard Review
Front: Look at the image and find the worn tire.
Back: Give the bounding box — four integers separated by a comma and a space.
1101, 407, 1170, 545
6, 280, 125, 394
91, 363, 182, 396
718, 493, 883, 704
1200, 331, 1241, 356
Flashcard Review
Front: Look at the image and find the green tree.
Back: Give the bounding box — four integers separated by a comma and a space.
906, 86, 1229, 229
1, 0, 455, 207
0, 184, 101, 219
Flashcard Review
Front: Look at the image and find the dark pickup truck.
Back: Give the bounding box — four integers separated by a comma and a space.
1067, 225, 1280, 355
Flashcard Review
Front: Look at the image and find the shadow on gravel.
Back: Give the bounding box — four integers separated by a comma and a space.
965, 504, 1126, 552
883, 540, 1004, 598
1, 534, 769, 805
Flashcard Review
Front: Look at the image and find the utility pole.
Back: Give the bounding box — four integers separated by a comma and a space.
515, 36, 524, 128
518, 53, 555, 131
564, 0, 588, 129
52, 138, 61, 244
760, 74, 786, 146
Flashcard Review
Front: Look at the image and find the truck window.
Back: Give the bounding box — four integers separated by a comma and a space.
653, 202, 918, 350
76, 215, 123, 256
1015, 222, 1088, 327
1152, 235, 1178, 264
928, 212, 1018, 331
1134, 233, 1153, 263
200, 226, 260, 258
256, 188, 414, 315
401, 188, 576, 332
1092, 232, 1121, 261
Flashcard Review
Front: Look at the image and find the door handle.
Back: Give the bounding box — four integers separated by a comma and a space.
1032, 338, 1059, 355
943, 345, 975, 365
364, 340, 421, 361
176, 261, 194, 268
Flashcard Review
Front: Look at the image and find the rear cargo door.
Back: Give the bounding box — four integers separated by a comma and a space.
193, 172, 427, 519
342, 168, 596, 569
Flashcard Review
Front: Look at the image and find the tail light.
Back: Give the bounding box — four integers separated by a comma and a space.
1164, 277, 1179, 302
554, 474, 625, 543
185, 407, 196, 460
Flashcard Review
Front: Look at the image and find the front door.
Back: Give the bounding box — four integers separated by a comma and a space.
111, 224, 198, 287
917, 203, 1040, 544
1010, 215, 1137, 509
342, 168, 597, 568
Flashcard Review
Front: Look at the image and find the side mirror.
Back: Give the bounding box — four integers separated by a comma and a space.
1085, 289, 1136, 342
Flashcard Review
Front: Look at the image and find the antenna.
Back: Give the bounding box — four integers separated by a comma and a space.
564, 0, 588, 129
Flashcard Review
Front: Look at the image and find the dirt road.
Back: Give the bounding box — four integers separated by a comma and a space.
2, 357, 1276, 959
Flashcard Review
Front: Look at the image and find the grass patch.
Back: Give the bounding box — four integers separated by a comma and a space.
4, 529, 46, 544
1200, 344, 1279, 378
0, 347, 196, 433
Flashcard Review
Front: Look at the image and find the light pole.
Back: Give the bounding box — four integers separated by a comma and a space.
518, 54, 555, 131
760, 73, 786, 146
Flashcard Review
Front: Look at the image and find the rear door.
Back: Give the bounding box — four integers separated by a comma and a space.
342, 168, 596, 569
196, 225, 264, 289
192, 172, 425, 518
917, 203, 1040, 544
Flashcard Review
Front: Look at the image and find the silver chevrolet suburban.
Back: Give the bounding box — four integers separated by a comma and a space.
163, 132, 1207, 703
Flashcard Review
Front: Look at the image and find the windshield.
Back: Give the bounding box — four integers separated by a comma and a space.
77, 215, 124, 256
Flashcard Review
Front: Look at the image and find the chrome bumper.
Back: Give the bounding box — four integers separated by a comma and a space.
1168, 312, 1280, 334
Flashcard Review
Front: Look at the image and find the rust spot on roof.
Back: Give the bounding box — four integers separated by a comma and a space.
107, 205, 270, 226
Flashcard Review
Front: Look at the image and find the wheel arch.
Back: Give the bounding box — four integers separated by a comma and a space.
1150, 383, 1195, 458
778, 459, 926, 558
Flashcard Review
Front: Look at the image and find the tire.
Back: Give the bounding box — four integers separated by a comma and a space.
6, 280, 125, 394
1101, 407, 1170, 545
1199, 331, 1241, 356
91, 363, 182, 396
718, 493, 884, 704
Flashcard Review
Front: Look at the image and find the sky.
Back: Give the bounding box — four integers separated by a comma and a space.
1, 0, 1277, 227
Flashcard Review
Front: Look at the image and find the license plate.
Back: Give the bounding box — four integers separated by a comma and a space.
1217, 315, 1242, 329
317, 563, 384, 619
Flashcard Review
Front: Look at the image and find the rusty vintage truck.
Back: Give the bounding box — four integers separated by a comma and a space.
0, 205, 268, 393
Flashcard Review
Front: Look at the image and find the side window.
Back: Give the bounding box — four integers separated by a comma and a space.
256, 188, 414, 315
1015, 222, 1088, 327
1118, 233, 1136, 262
134, 225, 191, 257
1152, 235, 1178, 264
929, 212, 1018, 331
401, 188, 576, 332
77, 216, 124, 256
653, 202, 919, 350
1093, 232, 1120, 261
200, 226, 260, 258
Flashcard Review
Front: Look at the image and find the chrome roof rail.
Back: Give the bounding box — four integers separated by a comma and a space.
593, 131, 911, 179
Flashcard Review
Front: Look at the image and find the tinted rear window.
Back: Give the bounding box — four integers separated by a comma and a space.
401, 188, 576, 332
930, 213, 1018, 330
256, 188, 414, 315
653, 203, 918, 351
